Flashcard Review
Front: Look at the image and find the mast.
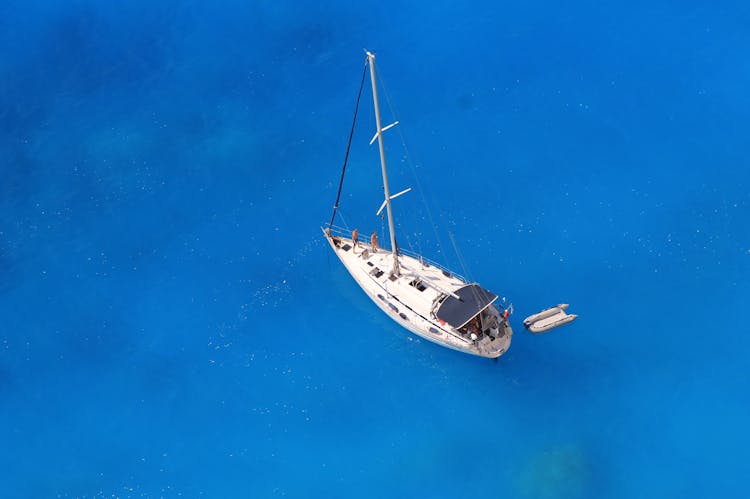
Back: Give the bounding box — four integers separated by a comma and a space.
366, 50, 400, 276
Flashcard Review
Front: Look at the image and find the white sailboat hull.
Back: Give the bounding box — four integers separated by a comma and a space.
324, 229, 512, 358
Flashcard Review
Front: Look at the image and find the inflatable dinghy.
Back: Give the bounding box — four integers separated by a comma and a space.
523, 304, 578, 333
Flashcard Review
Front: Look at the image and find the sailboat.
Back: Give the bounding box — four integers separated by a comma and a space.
322, 51, 515, 358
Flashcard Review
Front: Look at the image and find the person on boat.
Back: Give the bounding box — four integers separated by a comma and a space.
468, 320, 480, 341
352, 228, 359, 252
371, 231, 378, 252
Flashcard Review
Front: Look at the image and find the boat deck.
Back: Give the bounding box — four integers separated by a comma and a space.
324, 228, 512, 358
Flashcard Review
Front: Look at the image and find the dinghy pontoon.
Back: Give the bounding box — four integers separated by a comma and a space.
523, 304, 578, 334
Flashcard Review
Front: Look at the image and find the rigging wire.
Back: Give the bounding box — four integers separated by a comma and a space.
380, 213, 386, 253
448, 231, 474, 283
449, 231, 485, 310
328, 57, 369, 229
376, 67, 448, 265
338, 209, 351, 232
378, 68, 483, 288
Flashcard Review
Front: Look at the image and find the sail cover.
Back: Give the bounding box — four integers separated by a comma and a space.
435, 284, 498, 328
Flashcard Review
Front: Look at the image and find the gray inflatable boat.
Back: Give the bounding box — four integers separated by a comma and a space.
523, 304, 578, 333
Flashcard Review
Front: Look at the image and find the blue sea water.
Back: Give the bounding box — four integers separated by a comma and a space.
1, 0, 749, 497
